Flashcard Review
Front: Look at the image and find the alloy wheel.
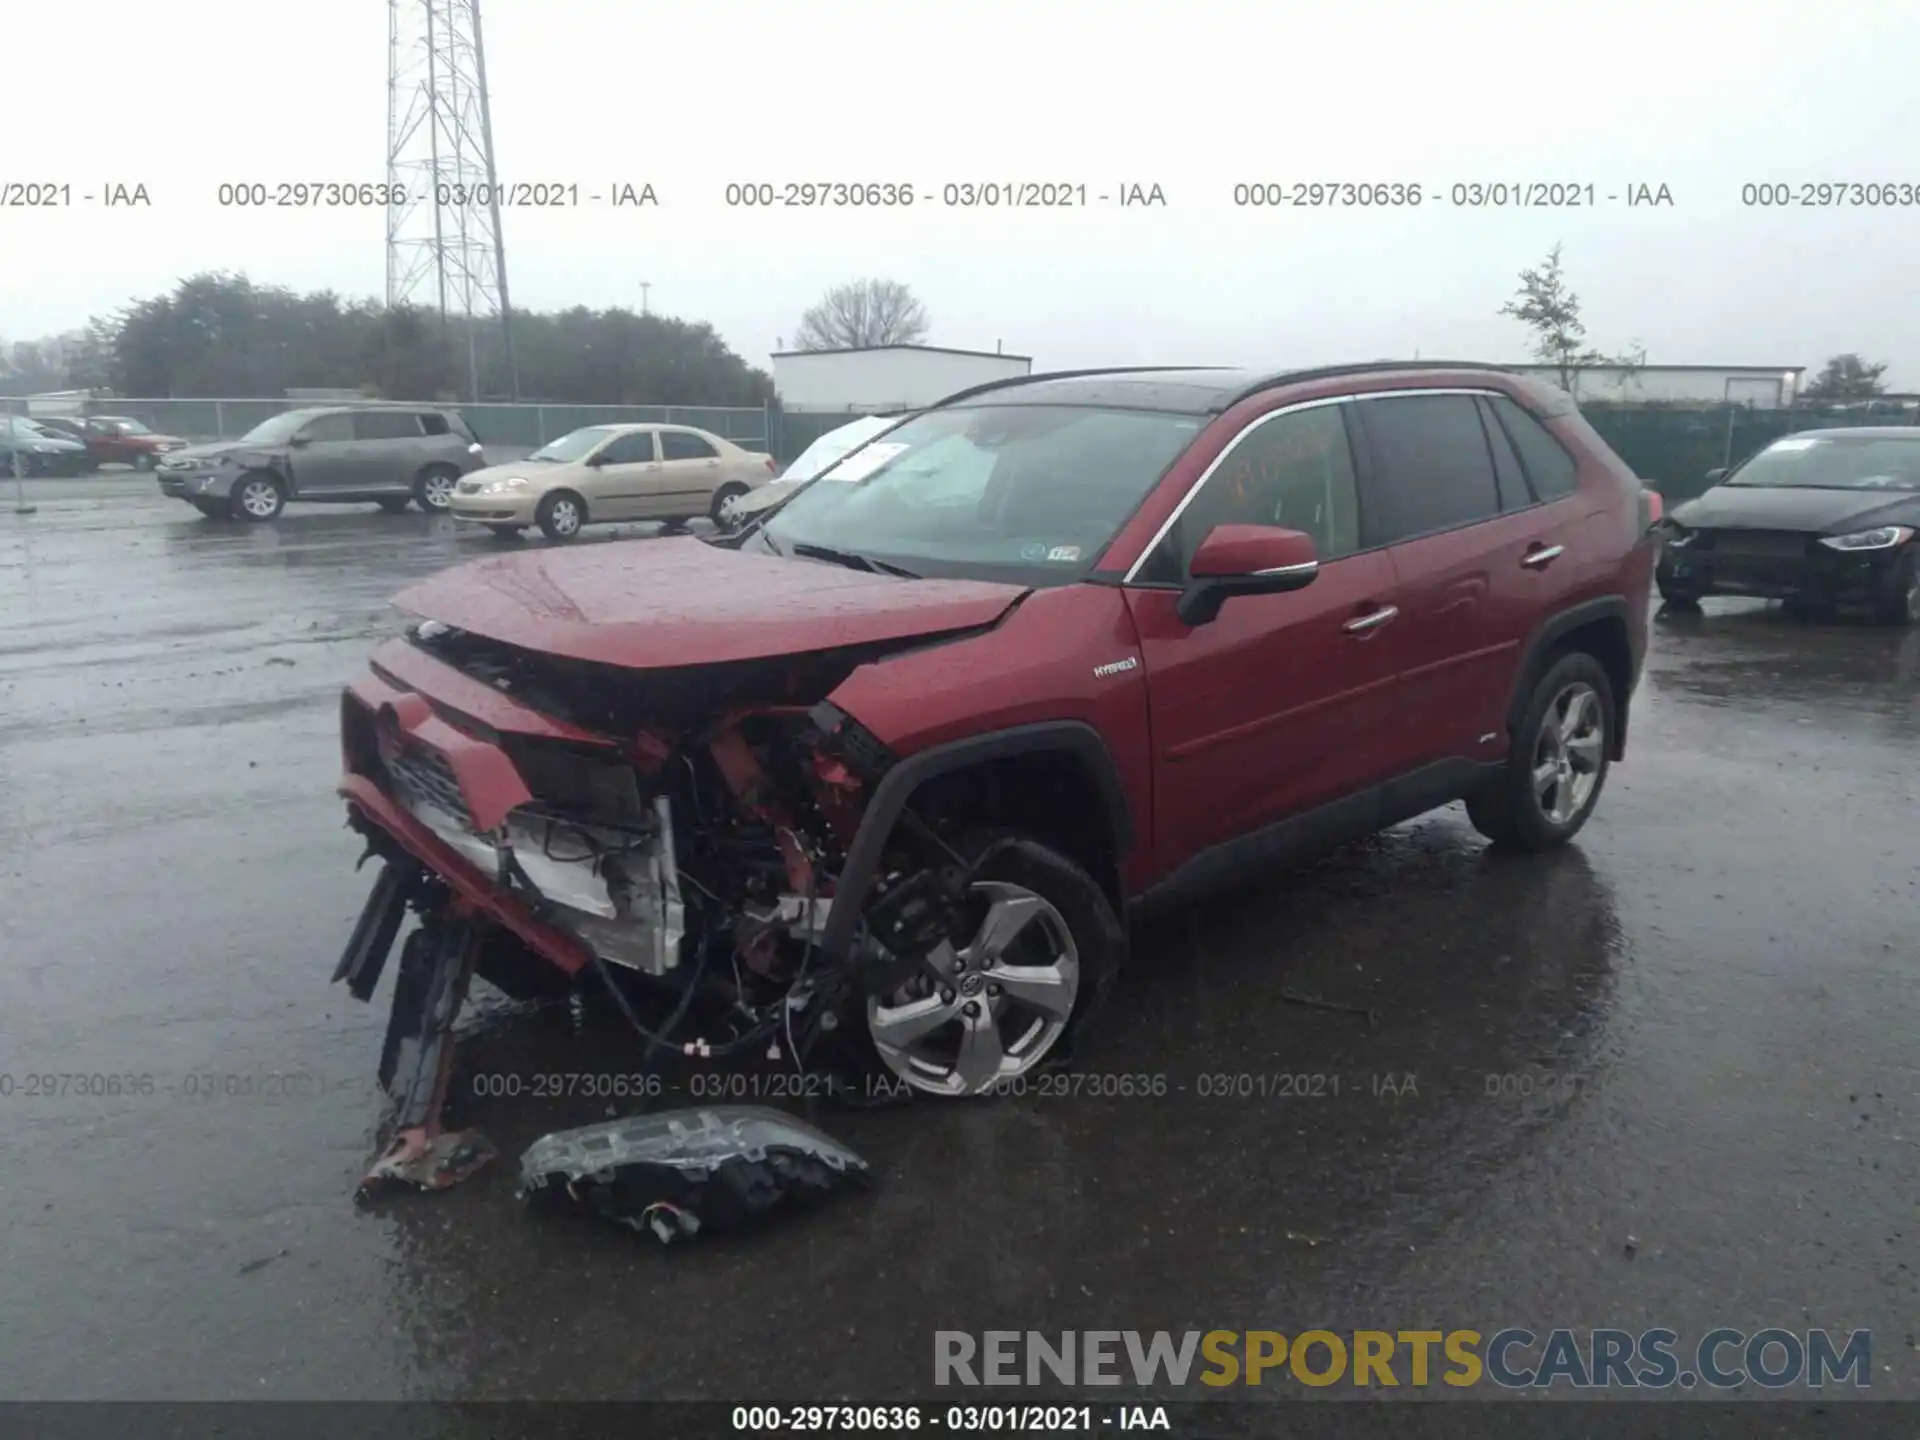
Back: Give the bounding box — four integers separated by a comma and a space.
547, 498, 581, 535
238, 479, 281, 519
867, 880, 1080, 1097
420, 472, 456, 510
1531, 681, 1605, 826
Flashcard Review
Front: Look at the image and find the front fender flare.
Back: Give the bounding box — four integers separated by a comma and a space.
816, 720, 1133, 966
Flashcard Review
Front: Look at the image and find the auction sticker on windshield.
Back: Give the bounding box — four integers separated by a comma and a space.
819, 442, 910, 481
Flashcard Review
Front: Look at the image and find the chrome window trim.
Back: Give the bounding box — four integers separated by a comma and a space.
1120, 387, 1504, 584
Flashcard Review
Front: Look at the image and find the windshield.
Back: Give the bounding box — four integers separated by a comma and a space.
528, 427, 615, 463
759, 404, 1204, 584
1727, 434, 1920, 492
238, 412, 314, 444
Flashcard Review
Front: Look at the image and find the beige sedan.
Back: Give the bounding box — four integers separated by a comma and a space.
449, 423, 775, 540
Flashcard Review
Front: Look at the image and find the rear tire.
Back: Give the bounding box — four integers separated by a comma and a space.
413, 465, 459, 513
710, 482, 749, 525
536, 489, 586, 541
229, 471, 286, 522
1467, 652, 1615, 853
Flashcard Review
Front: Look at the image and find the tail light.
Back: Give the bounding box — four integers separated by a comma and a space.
468, 442, 485, 458
1637, 488, 1662, 533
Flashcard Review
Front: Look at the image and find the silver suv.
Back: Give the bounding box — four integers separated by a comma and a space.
156, 405, 487, 521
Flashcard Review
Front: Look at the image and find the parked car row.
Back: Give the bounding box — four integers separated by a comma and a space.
141, 402, 778, 531
35, 414, 190, 468
1, 415, 92, 476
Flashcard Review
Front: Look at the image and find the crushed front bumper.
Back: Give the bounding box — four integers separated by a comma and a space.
338, 639, 685, 981
1658, 534, 1909, 606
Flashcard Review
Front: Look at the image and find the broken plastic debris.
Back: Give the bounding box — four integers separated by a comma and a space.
517, 1105, 870, 1243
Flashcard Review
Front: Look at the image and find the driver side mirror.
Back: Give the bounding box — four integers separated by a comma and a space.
288, 433, 311, 447
1176, 524, 1320, 626
1704, 467, 1727, 485
584, 451, 609, 466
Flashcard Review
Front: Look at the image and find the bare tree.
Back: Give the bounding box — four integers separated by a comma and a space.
793, 279, 930, 351
1499, 244, 1633, 394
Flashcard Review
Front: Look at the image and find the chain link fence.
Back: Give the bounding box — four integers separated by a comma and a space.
1583, 401, 1920, 501
1, 396, 775, 454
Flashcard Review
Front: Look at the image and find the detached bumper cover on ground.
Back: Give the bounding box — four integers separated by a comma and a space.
517, 1106, 871, 1242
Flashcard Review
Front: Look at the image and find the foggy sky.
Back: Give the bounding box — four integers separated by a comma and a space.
7, 0, 1919, 384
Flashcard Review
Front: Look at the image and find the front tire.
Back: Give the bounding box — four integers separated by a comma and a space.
863, 836, 1123, 1099
1871, 552, 1920, 626
710, 482, 749, 525
413, 466, 459, 513
229, 472, 286, 522
535, 489, 586, 541
1467, 652, 1615, 853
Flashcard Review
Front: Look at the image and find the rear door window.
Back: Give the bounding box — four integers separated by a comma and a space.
1355, 394, 1501, 543
659, 430, 718, 461
418, 412, 452, 436
301, 414, 356, 443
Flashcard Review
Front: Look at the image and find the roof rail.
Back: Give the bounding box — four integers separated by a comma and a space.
1209, 360, 1521, 412
929, 365, 1235, 408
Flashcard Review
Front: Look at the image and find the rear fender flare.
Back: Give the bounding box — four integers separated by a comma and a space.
1503, 595, 1633, 760
817, 721, 1133, 965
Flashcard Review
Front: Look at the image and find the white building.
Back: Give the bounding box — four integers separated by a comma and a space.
1508, 363, 1805, 409
771, 344, 1033, 414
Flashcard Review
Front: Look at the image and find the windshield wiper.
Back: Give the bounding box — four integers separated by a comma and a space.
789, 541, 920, 579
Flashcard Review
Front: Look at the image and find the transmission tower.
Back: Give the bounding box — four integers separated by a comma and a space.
385, 0, 519, 400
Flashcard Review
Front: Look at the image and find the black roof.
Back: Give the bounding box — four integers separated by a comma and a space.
937, 361, 1531, 414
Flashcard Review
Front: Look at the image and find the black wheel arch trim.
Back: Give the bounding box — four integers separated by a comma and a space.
1505, 595, 1635, 760
817, 720, 1134, 965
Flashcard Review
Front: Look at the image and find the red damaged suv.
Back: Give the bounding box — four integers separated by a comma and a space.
334, 364, 1657, 1184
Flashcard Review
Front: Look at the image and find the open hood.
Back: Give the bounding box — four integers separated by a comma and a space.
393, 536, 1029, 670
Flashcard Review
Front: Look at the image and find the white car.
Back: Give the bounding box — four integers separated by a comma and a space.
716, 413, 907, 530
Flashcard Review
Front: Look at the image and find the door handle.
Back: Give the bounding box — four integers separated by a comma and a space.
1342, 604, 1399, 634
1521, 543, 1565, 569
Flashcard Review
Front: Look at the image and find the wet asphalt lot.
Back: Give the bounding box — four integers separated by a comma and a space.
0, 473, 1915, 1403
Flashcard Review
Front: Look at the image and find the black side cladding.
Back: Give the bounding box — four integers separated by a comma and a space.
516, 1106, 870, 1243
